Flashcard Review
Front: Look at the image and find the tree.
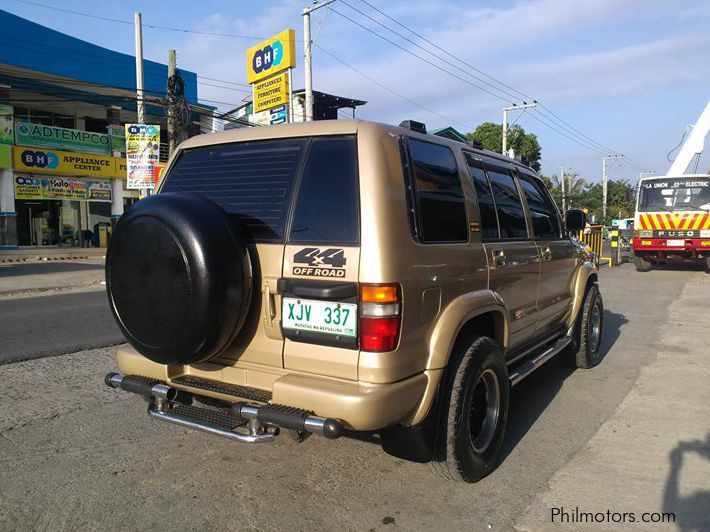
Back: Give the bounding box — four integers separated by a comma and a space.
466, 122, 542, 171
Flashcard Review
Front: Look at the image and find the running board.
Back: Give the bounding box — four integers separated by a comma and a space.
508, 336, 572, 386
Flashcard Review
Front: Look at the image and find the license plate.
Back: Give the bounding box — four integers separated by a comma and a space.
282, 298, 357, 337
667, 239, 685, 247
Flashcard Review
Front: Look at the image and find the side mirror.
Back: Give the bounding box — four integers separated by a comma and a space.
565, 209, 586, 233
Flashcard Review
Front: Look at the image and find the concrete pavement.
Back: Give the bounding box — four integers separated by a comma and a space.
0, 264, 707, 531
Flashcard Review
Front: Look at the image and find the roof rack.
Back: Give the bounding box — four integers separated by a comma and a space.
399, 120, 427, 134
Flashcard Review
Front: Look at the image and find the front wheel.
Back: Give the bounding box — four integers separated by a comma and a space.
433, 337, 509, 483
634, 254, 653, 272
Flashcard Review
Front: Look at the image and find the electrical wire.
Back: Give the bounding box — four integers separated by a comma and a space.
314, 43, 474, 130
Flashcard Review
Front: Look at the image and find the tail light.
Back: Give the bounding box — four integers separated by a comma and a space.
360, 283, 401, 352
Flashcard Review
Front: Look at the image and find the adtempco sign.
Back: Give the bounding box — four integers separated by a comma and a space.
246, 29, 296, 84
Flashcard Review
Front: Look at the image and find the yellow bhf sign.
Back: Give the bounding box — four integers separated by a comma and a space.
13, 146, 125, 178
253, 72, 290, 113
246, 29, 296, 84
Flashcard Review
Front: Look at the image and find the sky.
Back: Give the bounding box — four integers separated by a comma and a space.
4, 0, 710, 181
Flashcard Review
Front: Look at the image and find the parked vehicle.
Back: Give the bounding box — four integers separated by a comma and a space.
632, 175, 710, 272
104, 119, 602, 482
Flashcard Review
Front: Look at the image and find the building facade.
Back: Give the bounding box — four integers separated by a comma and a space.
0, 10, 217, 249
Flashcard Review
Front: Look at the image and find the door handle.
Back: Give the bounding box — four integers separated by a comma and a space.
262, 279, 282, 340
492, 249, 506, 267
542, 246, 553, 262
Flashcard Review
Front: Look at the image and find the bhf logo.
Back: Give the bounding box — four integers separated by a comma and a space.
252, 39, 284, 75
20, 150, 59, 169
127, 124, 159, 136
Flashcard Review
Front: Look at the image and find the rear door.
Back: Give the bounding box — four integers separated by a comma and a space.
280, 136, 361, 380
465, 155, 540, 349
516, 170, 574, 335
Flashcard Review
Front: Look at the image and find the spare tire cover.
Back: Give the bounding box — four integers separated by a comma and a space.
106, 192, 251, 365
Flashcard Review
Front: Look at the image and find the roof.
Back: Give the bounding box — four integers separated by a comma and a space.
0, 9, 198, 103
432, 126, 467, 142
175, 119, 534, 172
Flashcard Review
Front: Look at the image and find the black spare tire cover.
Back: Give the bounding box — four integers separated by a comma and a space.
106, 193, 252, 365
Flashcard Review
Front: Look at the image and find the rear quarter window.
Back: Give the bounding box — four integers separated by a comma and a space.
407, 138, 468, 243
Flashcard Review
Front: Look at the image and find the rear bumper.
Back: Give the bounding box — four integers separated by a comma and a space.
116, 345, 436, 431
632, 237, 710, 253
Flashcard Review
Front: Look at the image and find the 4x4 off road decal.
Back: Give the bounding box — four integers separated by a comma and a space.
292, 248, 346, 277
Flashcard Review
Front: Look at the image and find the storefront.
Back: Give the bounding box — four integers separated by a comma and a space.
10, 145, 127, 247
13, 175, 112, 246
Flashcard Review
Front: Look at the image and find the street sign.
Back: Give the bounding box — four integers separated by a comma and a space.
246, 29, 296, 84
253, 72, 290, 113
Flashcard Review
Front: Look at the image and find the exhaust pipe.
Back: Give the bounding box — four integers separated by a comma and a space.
105, 372, 178, 401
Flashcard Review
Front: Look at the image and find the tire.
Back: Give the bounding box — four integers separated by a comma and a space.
571, 285, 604, 369
432, 336, 509, 483
634, 254, 653, 272
705, 256, 710, 274
106, 193, 252, 365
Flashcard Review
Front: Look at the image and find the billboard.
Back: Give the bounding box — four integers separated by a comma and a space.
0, 104, 12, 145
14, 122, 111, 155
125, 124, 160, 190
253, 72, 290, 113
14, 175, 112, 202
246, 29, 296, 84
12, 146, 126, 178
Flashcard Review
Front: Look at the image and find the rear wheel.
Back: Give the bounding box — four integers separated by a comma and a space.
634, 254, 653, 272
433, 336, 509, 483
705, 256, 710, 274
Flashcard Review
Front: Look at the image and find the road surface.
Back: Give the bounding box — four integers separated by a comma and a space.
0, 291, 124, 364
0, 264, 707, 531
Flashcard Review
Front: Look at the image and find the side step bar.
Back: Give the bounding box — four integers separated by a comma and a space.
508, 336, 572, 386
105, 373, 344, 442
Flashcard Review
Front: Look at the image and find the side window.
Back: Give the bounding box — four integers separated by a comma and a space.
465, 154, 499, 239
408, 138, 468, 243
289, 136, 359, 245
484, 165, 528, 239
517, 173, 562, 239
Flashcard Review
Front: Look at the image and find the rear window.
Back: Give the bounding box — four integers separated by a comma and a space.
289, 137, 359, 245
408, 138, 468, 243
161, 136, 359, 243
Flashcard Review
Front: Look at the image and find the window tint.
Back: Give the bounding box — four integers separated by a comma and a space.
162, 138, 308, 241
465, 154, 499, 239
289, 136, 359, 244
518, 173, 561, 239
484, 166, 528, 239
409, 139, 467, 242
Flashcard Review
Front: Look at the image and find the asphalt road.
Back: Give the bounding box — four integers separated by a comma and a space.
0, 291, 124, 364
0, 264, 708, 531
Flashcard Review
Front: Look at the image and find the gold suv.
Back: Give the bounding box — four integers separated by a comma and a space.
105, 119, 602, 482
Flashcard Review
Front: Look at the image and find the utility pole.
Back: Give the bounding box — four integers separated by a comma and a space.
167, 49, 177, 157
560, 165, 566, 211
502, 102, 536, 157
602, 155, 623, 221
302, 0, 336, 122
134, 12, 145, 124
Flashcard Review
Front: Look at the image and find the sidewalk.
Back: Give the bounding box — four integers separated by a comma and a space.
0, 247, 106, 263
515, 272, 710, 531
0, 258, 105, 299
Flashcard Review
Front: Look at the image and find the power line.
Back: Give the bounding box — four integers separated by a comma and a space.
329, 6, 510, 104
8, 0, 273, 41
353, 0, 646, 165
314, 43, 474, 130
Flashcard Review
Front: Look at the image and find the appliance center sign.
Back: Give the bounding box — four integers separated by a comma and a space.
125, 124, 160, 190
